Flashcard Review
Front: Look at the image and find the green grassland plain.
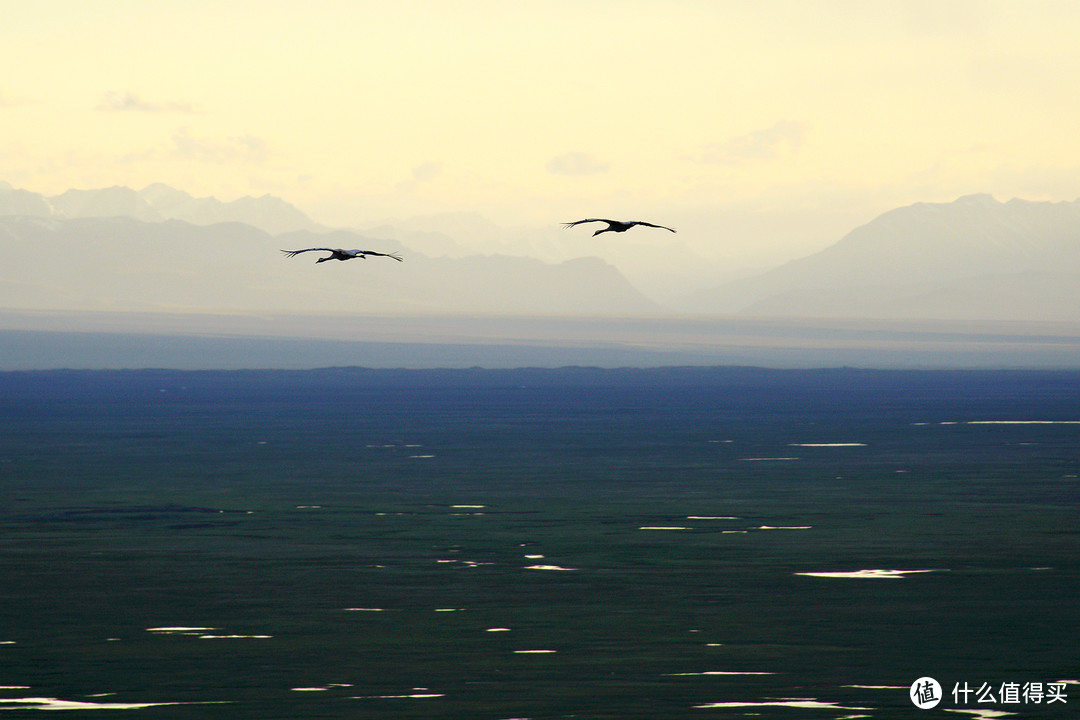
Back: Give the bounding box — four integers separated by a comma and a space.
0, 367, 1077, 718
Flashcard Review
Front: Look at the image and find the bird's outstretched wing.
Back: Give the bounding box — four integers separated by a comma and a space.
281, 248, 335, 258
562, 218, 612, 229
631, 221, 676, 233
360, 250, 404, 261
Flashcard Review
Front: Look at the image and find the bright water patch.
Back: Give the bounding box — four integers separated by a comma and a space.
665, 671, 775, 676
147, 626, 269, 639
967, 420, 1080, 425
436, 558, 490, 566
145, 626, 216, 637
796, 569, 940, 579
0, 696, 222, 710
352, 691, 445, 699
694, 698, 873, 711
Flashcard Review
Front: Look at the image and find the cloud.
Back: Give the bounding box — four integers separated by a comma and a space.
547, 151, 609, 176
984, 162, 1080, 201
898, 0, 987, 37
0, 88, 31, 108
170, 128, 267, 164
97, 91, 197, 114
412, 162, 442, 182
700, 120, 806, 165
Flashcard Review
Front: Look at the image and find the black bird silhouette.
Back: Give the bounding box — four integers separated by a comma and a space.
562, 218, 676, 236
281, 248, 403, 263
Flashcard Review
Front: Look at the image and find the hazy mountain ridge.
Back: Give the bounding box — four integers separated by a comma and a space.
6, 183, 1080, 321
357, 212, 732, 301
0, 215, 659, 315
0, 182, 321, 235
0, 183, 730, 300
676, 194, 1080, 321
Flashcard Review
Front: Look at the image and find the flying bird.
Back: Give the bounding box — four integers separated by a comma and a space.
281, 248, 403, 263
562, 218, 676, 236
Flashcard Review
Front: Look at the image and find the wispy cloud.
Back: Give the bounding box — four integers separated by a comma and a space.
898, 0, 987, 37
547, 151, 609, 176
412, 162, 443, 182
170, 128, 267, 164
699, 120, 806, 165
0, 88, 31, 108
97, 91, 198, 114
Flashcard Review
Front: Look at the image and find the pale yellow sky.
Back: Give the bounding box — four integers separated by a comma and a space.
4, 0, 1080, 260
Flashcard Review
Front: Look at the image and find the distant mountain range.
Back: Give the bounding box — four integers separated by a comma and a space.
0, 181, 321, 235
2, 183, 1079, 321
675, 194, 1080, 322
0, 214, 658, 315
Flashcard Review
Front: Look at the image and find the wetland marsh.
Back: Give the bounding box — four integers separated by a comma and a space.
0, 367, 1077, 718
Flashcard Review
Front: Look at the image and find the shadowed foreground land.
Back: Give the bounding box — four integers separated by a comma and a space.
0, 367, 1077, 718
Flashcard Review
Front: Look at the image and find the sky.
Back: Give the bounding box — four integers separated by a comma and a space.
5, 0, 1080, 266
